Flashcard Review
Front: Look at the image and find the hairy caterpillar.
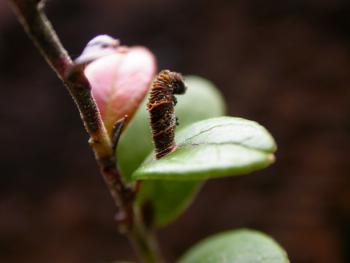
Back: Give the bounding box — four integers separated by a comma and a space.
147, 70, 187, 159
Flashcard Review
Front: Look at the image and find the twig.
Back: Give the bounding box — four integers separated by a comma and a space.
9, 1, 163, 262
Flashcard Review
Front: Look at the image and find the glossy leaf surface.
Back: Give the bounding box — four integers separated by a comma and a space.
133, 117, 276, 180
178, 229, 289, 263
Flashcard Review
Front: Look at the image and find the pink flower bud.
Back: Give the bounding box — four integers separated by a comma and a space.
82, 37, 156, 132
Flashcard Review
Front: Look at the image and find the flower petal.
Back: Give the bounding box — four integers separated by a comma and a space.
84, 46, 157, 132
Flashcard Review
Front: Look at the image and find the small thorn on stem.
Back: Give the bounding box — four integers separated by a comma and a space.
111, 115, 128, 151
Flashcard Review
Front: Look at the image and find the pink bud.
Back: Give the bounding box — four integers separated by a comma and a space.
84, 45, 157, 132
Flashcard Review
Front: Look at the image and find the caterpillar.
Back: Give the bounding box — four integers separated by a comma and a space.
147, 70, 187, 159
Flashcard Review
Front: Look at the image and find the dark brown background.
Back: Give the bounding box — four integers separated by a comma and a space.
0, 0, 349, 262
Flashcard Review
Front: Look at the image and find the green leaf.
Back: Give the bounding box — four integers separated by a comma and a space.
133, 117, 276, 180
178, 229, 289, 263
136, 180, 202, 227
118, 76, 226, 227
117, 75, 226, 181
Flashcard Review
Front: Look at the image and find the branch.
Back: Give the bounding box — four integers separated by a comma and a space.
10, 0, 71, 77
9, 1, 163, 262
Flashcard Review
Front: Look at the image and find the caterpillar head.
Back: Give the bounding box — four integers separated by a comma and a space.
170, 71, 187, 95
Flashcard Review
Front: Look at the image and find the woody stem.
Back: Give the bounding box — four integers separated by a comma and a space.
9, 1, 163, 262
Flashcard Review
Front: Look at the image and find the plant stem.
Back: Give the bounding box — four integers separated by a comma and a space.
129, 208, 164, 263
9, 1, 163, 262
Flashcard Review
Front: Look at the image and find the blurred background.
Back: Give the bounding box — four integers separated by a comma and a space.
1, 0, 350, 262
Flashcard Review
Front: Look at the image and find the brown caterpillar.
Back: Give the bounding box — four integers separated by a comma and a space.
147, 70, 186, 159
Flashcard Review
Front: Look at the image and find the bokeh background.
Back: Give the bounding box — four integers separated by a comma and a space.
1, 0, 350, 262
